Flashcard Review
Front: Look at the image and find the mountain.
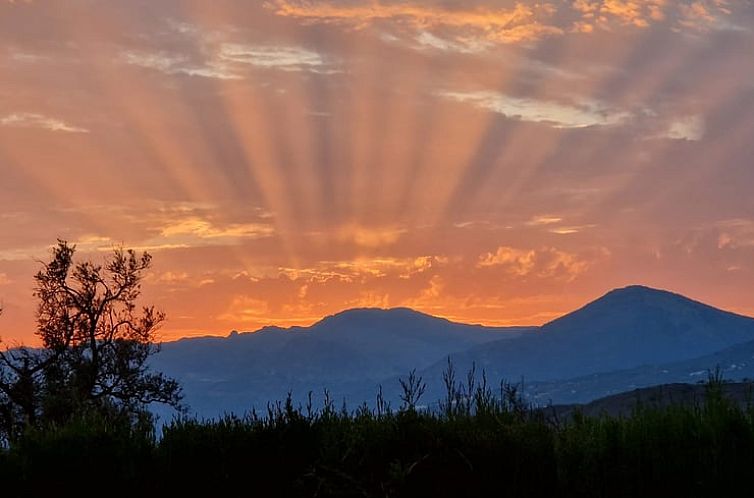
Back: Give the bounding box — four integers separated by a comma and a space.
411, 286, 754, 402
153, 308, 530, 417
151, 286, 754, 418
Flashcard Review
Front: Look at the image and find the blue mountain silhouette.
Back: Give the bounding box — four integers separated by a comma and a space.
153, 286, 754, 417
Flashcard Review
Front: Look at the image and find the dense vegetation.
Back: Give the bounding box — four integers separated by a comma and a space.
0, 375, 753, 497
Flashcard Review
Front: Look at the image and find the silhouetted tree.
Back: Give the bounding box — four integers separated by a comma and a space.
0, 241, 182, 441
0, 337, 48, 441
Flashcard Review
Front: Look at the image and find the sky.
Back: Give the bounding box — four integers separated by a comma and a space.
1, 0, 754, 343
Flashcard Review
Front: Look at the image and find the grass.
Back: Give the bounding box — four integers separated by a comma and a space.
1, 373, 754, 497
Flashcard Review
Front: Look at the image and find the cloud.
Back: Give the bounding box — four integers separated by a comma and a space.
219, 43, 340, 73
157, 217, 276, 246
0, 211, 278, 260
716, 219, 754, 249
336, 256, 442, 279
121, 51, 241, 80
477, 246, 591, 281
267, 0, 737, 50
478, 246, 537, 275
121, 21, 339, 80
677, 0, 741, 30
527, 215, 564, 226
414, 31, 491, 54
122, 42, 338, 78
664, 115, 705, 141
218, 296, 271, 322
572, 0, 667, 29
404, 274, 445, 306
453, 220, 513, 231
267, 1, 564, 44
154, 271, 191, 284
0, 112, 89, 133
7, 50, 49, 63
345, 291, 391, 309
549, 225, 597, 235
81, 219, 276, 253
572, 0, 737, 32
279, 255, 446, 282
438, 90, 630, 128
336, 223, 406, 248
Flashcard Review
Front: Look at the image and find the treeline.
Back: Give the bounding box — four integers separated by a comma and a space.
2, 377, 754, 497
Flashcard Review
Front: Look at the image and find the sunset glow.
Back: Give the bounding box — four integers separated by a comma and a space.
1, 0, 753, 342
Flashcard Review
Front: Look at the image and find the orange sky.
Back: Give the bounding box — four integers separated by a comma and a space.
1, 0, 754, 343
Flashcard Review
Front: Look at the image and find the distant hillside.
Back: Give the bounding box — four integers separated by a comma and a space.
527, 338, 754, 404
153, 308, 530, 417
545, 381, 754, 419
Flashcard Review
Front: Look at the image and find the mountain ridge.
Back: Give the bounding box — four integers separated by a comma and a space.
154, 306, 529, 417
150, 285, 754, 417
168, 306, 535, 344
168, 286, 751, 344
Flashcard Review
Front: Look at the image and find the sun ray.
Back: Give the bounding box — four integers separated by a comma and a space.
1, 0, 753, 341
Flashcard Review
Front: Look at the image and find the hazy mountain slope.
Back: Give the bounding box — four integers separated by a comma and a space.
527, 338, 754, 405
153, 308, 530, 417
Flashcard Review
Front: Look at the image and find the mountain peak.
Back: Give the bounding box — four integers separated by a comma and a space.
603, 284, 682, 299
609, 284, 661, 293
314, 307, 449, 329
576, 285, 709, 314
544, 284, 754, 338
588, 285, 752, 320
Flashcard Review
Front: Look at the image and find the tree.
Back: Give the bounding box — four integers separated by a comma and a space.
0, 339, 48, 441
0, 240, 182, 441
